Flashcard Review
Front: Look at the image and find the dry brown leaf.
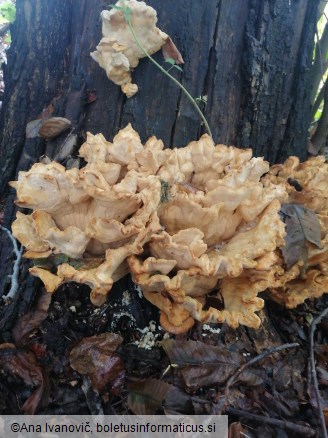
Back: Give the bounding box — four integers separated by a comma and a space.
280, 203, 321, 269
161, 338, 241, 366
13, 290, 52, 344
162, 36, 184, 64
0, 343, 45, 414
161, 339, 262, 388
127, 378, 170, 414
228, 422, 248, 438
161, 339, 241, 387
164, 386, 195, 414
69, 333, 124, 394
235, 370, 264, 387
164, 386, 211, 415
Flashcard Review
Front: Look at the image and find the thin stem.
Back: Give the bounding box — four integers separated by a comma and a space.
214, 342, 299, 412
309, 307, 328, 438
126, 17, 213, 140
0, 224, 23, 301
227, 408, 316, 437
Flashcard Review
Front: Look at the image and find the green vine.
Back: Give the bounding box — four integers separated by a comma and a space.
109, 1, 213, 140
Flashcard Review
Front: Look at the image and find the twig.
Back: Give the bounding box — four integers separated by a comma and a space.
227, 407, 316, 437
216, 342, 299, 405
0, 224, 23, 301
309, 307, 328, 438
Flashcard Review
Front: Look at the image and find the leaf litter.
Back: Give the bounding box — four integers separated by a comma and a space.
0, 254, 327, 436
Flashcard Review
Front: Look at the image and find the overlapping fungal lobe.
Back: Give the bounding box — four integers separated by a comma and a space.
10, 123, 289, 333
264, 155, 328, 212
128, 135, 287, 333
262, 156, 328, 308
129, 199, 286, 333
90, 0, 169, 97
9, 125, 163, 305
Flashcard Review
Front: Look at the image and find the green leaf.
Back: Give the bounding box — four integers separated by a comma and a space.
0, 1, 16, 23
32, 258, 53, 270
4, 32, 11, 44
52, 253, 70, 266
68, 258, 104, 270
164, 57, 176, 66
173, 64, 183, 72
32, 253, 69, 270
314, 108, 323, 121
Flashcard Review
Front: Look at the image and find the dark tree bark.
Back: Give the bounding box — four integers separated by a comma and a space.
0, 0, 320, 327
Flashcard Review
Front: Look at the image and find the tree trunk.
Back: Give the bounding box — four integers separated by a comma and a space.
0, 0, 320, 326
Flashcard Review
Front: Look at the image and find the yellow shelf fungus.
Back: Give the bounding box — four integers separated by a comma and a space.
9, 124, 328, 333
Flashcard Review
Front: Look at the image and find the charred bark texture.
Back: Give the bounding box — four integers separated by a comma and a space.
239, 0, 320, 162
0, 0, 320, 328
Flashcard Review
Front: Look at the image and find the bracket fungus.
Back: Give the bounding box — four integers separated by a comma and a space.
262, 157, 328, 308
10, 123, 328, 333
91, 0, 169, 97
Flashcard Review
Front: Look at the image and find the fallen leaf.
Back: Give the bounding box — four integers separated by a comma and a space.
128, 378, 170, 414
30, 343, 47, 359
32, 254, 104, 272
70, 333, 124, 394
21, 383, 44, 415
0, 343, 45, 414
162, 36, 184, 64
164, 385, 195, 414
280, 203, 321, 269
164, 386, 211, 415
161, 339, 245, 387
228, 422, 248, 438
235, 370, 263, 387
273, 350, 306, 400
13, 290, 52, 344
161, 338, 237, 366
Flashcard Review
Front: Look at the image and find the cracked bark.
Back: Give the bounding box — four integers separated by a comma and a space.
0, 0, 320, 329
